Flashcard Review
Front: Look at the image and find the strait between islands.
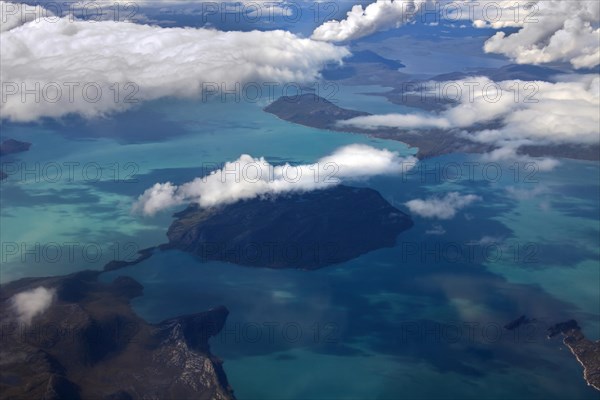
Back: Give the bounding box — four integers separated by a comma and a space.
1, 185, 413, 399
2, 183, 599, 397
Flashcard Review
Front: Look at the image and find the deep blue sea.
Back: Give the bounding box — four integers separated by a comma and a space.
1, 86, 598, 399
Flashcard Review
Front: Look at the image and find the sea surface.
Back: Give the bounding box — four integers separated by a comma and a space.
1, 86, 599, 399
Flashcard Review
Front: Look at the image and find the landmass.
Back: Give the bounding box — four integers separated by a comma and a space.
264, 93, 599, 161
0, 139, 31, 157
0, 139, 32, 181
165, 185, 413, 269
0, 271, 235, 400
264, 92, 369, 130
264, 93, 492, 158
548, 320, 600, 391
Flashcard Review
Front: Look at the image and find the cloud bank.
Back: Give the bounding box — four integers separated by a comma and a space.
449, 1, 532, 29
481, 1, 600, 69
10, 286, 56, 325
1, 8, 348, 121
405, 192, 481, 219
340, 75, 600, 150
0, 1, 54, 32
312, 0, 599, 69
133, 144, 417, 215
311, 0, 429, 42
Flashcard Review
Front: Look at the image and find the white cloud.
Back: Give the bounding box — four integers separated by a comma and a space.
311, 0, 429, 42
313, 0, 599, 69
480, 145, 560, 172
480, 1, 600, 69
10, 286, 56, 325
0, 11, 348, 122
0, 1, 55, 32
405, 192, 481, 219
425, 224, 446, 235
133, 144, 418, 215
449, 1, 535, 29
341, 75, 600, 151
338, 113, 450, 130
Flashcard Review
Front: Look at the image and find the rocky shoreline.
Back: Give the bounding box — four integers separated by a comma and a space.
548, 320, 600, 391
0, 271, 235, 399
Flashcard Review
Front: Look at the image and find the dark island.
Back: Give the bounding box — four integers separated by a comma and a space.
165, 185, 413, 269
0, 139, 31, 157
548, 320, 600, 391
0, 139, 32, 181
0, 271, 235, 400
264, 92, 369, 129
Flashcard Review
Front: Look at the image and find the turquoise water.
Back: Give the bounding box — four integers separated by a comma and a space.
2, 87, 599, 399
101, 153, 599, 400
0, 92, 414, 281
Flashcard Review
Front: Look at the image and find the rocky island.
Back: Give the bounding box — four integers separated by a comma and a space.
548, 320, 600, 391
0, 139, 31, 157
0, 139, 32, 180
165, 185, 413, 269
0, 271, 235, 399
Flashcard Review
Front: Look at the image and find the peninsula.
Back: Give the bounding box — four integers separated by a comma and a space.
548, 320, 600, 391
0, 271, 235, 399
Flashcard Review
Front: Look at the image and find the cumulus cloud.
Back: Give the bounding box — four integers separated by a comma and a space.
480, 145, 560, 171
0, 1, 55, 32
10, 287, 56, 325
405, 192, 481, 219
338, 113, 450, 130
0, 9, 348, 121
341, 75, 600, 151
313, 0, 599, 69
449, 0, 538, 29
481, 1, 600, 69
425, 224, 446, 235
311, 0, 429, 42
133, 144, 418, 215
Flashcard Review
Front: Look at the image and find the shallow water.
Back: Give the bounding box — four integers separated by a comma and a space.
2, 86, 599, 399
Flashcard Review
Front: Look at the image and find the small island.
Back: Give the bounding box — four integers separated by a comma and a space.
0, 271, 235, 399
0, 139, 32, 181
548, 320, 600, 391
0, 138, 31, 157
166, 185, 413, 269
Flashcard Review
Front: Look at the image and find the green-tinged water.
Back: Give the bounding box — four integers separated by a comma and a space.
2, 87, 599, 399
